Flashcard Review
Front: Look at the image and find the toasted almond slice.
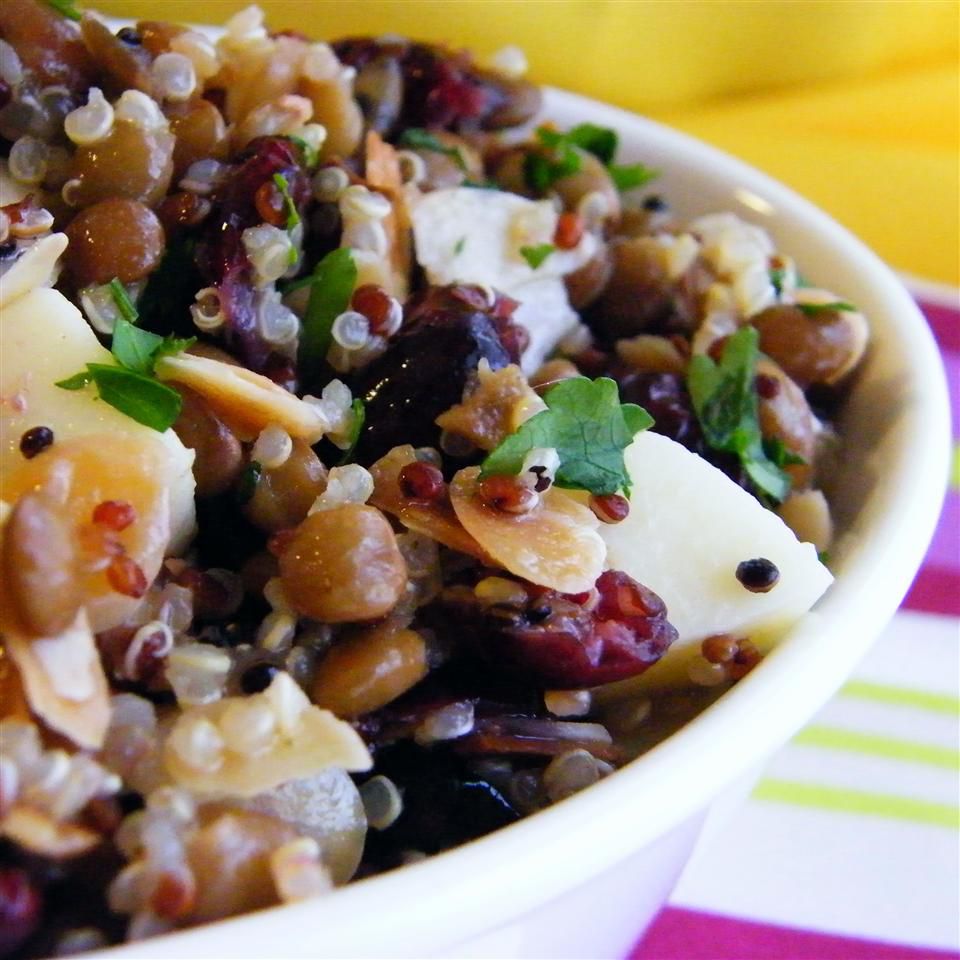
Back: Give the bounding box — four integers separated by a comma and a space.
450, 467, 605, 593
359, 131, 409, 299
156, 353, 327, 443
435, 361, 546, 452
1, 805, 101, 858
4, 609, 111, 749
0, 233, 68, 310
369, 445, 491, 561
164, 673, 371, 797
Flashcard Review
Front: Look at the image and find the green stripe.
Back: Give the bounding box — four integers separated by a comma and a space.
840, 680, 960, 715
950, 442, 959, 491
753, 779, 960, 829
793, 726, 960, 769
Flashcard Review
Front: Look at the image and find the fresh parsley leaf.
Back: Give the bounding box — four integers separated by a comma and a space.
453, 236, 466, 256
817, 550, 831, 565
109, 278, 139, 324
235, 461, 262, 505
84, 364, 182, 431
566, 123, 618, 164
55, 371, 93, 390
44, 0, 81, 20
796, 300, 856, 317
609, 162, 659, 192
337, 399, 366, 465
285, 135, 318, 168
398, 129, 467, 172
769, 266, 786, 298
272, 172, 301, 231
299, 248, 357, 380
111, 317, 194, 376
112, 318, 162, 374
687, 326, 792, 502
524, 127, 582, 192
519, 243, 555, 269
764, 436, 806, 468
481, 377, 653, 496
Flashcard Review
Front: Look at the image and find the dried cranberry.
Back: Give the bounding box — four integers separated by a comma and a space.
196, 137, 309, 372
0, 867, 41, 957
333, 38, 540, 136
432, 570, 676, 688
348, 285, 521, 464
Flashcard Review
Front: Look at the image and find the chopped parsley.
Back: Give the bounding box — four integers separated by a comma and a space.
337, 399, 366, 465
609, 162, 659, 192
235, 461, 263, 505
398, 128, 467, 172
272, 172, 301, 232
298, 248, 357, 381
109, 279, 139, 324
481, 377, 653, 496
44, 0, 81, 20
285, 135, 319, 169
55, 281, 192, 432
453, 236, 466, 256
796, 300, 856, 317
524, 123, 659, 195
519, 243, 555, 269
769, 265, 787, 298
687, 326, 793, 502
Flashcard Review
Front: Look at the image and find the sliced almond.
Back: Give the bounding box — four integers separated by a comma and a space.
1, 805, 101, 858
4, 609, 111, 750
435, 361, 546, 452
164, 673, 371, 797
0, 233, 68, 311
369, 445, 490, 561
450, 467, 605, 594
156, 353, 327, 443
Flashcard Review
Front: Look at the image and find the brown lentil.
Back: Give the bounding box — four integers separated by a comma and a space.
701, 633, 739, 664
278, 505, 407, 623
167, 99, 229, 180
64, 198, 165, 288
171, 386, 244, 499
310, 623, 429, 717
244, 441, 328, 533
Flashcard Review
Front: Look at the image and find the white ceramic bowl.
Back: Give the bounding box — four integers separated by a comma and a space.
94, 88, 951, 960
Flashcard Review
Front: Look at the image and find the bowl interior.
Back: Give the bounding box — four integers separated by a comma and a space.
92, 87, 951, 960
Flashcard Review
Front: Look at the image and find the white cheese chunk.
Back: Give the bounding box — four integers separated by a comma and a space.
411, 187, 597, 371
598, 431, 832, 691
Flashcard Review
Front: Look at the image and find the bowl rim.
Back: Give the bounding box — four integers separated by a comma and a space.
91, 85, 952, 959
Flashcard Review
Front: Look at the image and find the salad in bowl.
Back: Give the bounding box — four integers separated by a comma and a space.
0, 3, 886, 956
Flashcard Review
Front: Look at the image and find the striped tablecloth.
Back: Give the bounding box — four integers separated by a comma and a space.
632, 286, 960, 960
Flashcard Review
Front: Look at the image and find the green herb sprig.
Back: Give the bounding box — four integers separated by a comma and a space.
45, 0, 81, 20
398, 129, 467, 172
297, 248, 358, 381
519, 243, 555, 269
481, 377, 653, 497
55, 282, 193, 432
796, 300, 856, 317
524, 123, 659, 195
686, 326, 793, 502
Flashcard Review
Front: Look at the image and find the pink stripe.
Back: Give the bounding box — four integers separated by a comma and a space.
923, 493, 960, 570
917, 298, 960, 354
630, 907, 960, 960
902, 565, 960, 617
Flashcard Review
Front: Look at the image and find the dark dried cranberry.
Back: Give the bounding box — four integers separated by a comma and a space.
333, 39, 540, 136
348, 285, 520, 464
432, 570, 676, 688
361, 741, 519, 868
0, 867, 41, 957
196, 137, 309, 372
241, 662, 280, 694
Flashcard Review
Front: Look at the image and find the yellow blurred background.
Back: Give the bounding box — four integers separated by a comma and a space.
100, 0, 960, 285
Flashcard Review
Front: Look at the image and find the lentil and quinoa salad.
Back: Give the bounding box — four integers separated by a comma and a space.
0, 3, 868, 954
